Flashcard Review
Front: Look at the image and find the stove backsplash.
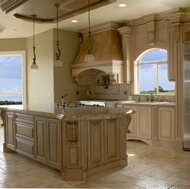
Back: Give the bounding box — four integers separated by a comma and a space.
66, 82, 175, 104
67, 83, 131, 103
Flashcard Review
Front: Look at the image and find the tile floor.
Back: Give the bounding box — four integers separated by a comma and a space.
0, 126, 190, 189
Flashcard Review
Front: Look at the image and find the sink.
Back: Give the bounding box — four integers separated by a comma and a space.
117, 101, 175, 106
120, 101, 137, 104
138, 101, 170, 105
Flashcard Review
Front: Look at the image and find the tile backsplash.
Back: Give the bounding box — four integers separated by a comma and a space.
67, 83, 131, 103
66, 83, 175, 104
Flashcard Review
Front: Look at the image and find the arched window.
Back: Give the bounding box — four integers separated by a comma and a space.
134, 48, 175, 95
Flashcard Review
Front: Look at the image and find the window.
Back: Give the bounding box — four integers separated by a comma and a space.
0, 51, 26, 105
135, 49, 175, 95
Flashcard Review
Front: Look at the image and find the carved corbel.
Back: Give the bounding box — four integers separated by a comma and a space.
147, 21, 156, 45
174, 24, 181, 42
148, 31, 155, 45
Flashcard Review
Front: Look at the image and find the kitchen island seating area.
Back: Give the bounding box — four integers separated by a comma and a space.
0, 105, 134, 181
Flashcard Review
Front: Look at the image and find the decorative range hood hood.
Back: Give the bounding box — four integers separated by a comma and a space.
71, 21, 124, 85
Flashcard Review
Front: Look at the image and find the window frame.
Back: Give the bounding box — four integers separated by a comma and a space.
134, 48, 175, 95
0, 51, 27, 105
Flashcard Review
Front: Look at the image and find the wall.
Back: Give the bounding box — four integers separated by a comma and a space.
0, 38, 26, 51
27, 29, 54, 105
53, 29, 80, 104
27, 29, 80, 105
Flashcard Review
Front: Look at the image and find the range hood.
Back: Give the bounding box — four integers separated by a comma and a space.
71, 21, 124, 85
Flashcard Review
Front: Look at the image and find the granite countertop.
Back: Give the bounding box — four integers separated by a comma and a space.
106, 101, 176, 107
0, 104, 135, 120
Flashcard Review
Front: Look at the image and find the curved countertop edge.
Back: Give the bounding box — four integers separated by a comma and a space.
0, 105, 135, 120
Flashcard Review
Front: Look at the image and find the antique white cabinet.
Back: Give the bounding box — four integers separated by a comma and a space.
122, 105, 152, 144
158, 106, 175, 141
136, 106, 152, 140
115, 103, 176, 147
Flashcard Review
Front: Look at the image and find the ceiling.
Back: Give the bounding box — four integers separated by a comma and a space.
0, 0, 190, 39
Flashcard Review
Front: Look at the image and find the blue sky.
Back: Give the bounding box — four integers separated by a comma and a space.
0, 55, 22, 94
139, 49, 175, 92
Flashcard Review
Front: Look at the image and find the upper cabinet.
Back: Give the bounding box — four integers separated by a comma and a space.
117, 11, 190, 84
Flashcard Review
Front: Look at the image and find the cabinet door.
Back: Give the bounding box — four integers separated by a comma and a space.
87, 119, 104, 169
104, 119, 119, 162
158, 107, 175, 141
123, 105, 137, 137
136, 106, 152, 139
35, 116, 46, 163
6, 112, 15, 150
46, 118, 61, 169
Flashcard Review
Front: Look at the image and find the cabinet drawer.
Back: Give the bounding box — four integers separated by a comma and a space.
15, 113, 33, 124
16, 137, 35, 158
15, 113, 34, 139
16, 123, 34, 139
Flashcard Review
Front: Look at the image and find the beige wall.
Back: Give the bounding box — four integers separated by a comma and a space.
27, 29, 54, 105
0, 38, 26, 51
53, 29, 80, 104
27, 28, 80, 105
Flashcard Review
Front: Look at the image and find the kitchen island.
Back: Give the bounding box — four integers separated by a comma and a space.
0, 105, 134, 181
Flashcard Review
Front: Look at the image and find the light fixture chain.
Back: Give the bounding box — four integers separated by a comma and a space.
31, 14, 38, 69
88, 0, 93, 53
56, 4, 59, 42
55, 3, 61, 61
32, 15, 36, 63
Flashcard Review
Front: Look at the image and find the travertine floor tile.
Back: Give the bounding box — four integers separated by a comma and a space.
0, 126, 190, 188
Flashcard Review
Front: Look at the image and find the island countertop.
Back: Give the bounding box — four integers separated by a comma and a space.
0, 104, 135, 120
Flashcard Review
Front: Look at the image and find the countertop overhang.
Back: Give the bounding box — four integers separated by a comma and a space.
0, 104, 135, 120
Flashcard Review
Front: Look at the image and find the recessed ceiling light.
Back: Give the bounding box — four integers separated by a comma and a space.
71, 20, 78, 23
119, 4, 126, 7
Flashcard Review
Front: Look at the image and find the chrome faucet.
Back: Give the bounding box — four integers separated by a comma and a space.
61, 93, 68, 106
137, 95, 140, 102
146, 96, 149, 101
150, 94, 154, 102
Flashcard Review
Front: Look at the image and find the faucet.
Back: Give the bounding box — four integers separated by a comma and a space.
61, 93, 68, 106
137, 95, 140, 102
63, 93, 68, 98
146, 96, 149, 101
150, 94, 154, 102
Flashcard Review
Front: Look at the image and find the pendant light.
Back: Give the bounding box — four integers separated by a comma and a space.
84, 0, 95, 63
54, 3, 63, 67
30, 14, 38, 69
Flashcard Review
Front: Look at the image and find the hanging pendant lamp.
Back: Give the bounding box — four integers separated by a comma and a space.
30, 14, 38, 69
54, 3, 63, 67
84, 0, 95, 63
